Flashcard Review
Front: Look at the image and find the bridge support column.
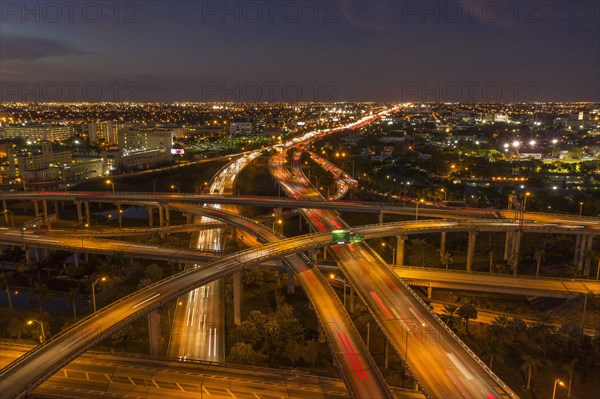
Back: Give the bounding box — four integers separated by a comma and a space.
84, 201, 90, 226
75, 201, 83, 225
147, 309, 162, 357
512, 231, 522, 275
53, 201, 59, 219
584, 236, 594, 277
349, 286, 355, 312
233, 271, 242, 325
427, 285, 432, 299
147, 207, 154, 227
42, 200, 48, 225
287, 268, 295, 294
73, 252, 79, 268
504, 231, 511, 262
574, 234, 582, 265
230, 227, 237, 244
396, 235, 407, 266
164, 205, 170, 226
158, 205, 164, 227
378, 210, 383, 224
440, 232, 446, 257
2, 199, 7, 224
33, 201, 40, 219
184, 213, 193, 224
466, 231, 478, 272
577, 234, 588, 272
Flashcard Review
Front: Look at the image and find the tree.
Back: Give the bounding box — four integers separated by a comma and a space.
534, 248, 545, 277
0, 271, 14, 310
302, 339, 319, 367
243, 267, 264, 287
440, 304, 460, 330
477, 336, 505, 370
511, 317, 528, 343
7, 318, 28, 340
283, 340, 303, 367
238, 311, 268, 348
529, 313, 556, 359
562, 358, 577, 398
67, 288, 79, 320
521, 354, 541, 390
488, 315, 513, 344
111, 324, 140, 352
143, 264, 162, 282
229, 342, 261, 365
440, 251, 453, 270
28, 282, 49, 312
457, 303, 478, 334
407, 238, 437, 267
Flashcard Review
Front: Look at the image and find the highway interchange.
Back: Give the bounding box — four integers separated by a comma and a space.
1, 110, 599, 399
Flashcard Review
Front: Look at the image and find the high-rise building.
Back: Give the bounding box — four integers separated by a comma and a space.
2, 124, 73, 141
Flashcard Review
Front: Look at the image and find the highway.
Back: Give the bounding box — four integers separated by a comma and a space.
270, 143, 520, 399
0, 345, 424, 399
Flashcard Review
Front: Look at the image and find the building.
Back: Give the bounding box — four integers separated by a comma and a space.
2, 124, 73, 141
102, 148, 172, 172
230, 120, 253, 136
88, 121, 126, 144
16, 143, 72, 176
117, 127, 174, 151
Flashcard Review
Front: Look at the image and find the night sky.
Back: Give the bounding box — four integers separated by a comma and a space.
1, 0, 599, 102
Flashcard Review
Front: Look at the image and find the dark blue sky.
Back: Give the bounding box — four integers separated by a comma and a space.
1, 0, 598, 102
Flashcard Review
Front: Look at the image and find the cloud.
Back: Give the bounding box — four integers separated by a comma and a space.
0, 34, 88, 61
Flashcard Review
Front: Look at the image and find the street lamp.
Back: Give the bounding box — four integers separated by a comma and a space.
170, 185, 180, 194
551, 139, 559, 158
27, 319, 46, 343
118, 209, 123, 229
579, 201, 584, 217
440, 188, 447, 202
415, 199, 425, 220
552, 379, 565, 399
0, 209, 14, 227
92, 276, 107, 312
329, 273, 348, 308
381, 241, 396, 265
105, 180, 114, 193
153, 177, 159, 194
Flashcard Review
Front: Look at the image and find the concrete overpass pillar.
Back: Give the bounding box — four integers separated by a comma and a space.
230, 226, 237, 244
2, 199, 7, 224
164, 205, 170, 226
574, 234, 582, 265
584, 236, 593, 277
578, 235, 588, 273
504, 231, 512, 262
511, 231, 522, 275
378, 210, 384, 224
158, 205, 164, 227
427, 285, 432, 299
440, 232, 446, 257
184, 213, 193, 224
73, 252, 79, 268
147, 207, 154, 227
33, 201, 40, 219
147, 309, 162, 357
287, 267, 295, 294
75, 201, 83, 225
54, 201, 59, 219
396, 235, 407, 266
84, 201, 91, 225
233, 271, 242, 325
466, 231, 478, 272
349, 286, 355, 312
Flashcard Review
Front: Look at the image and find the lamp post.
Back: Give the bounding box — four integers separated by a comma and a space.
415, 199, 424, 220
118, 209, 123, 229
521, 192, 531, 222
440, 188, 447, 202
552, 379, 564, 399
27, 319, 46, 343
105, 180, 114, 193
0, 209, 14, 227
381, 241, 396, 265
170, 185, 180, 194
579, 201, 584, 217
92, 276, 107, 312
551, 139, 558, 158
329, 273, 348, 308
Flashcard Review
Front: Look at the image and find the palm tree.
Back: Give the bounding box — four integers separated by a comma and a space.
561, 358, 577, 398
529, 313, 556, 359
0, 271, 14, 310
457, 302, 478, 334
440, 304, 460, 330
478, 336, 505, 370
521, 354, 541, 390
489, 315, 513, 344
28, 282, 50, 312
440, 251, 453, 270
534, 248, 545, 277
511, 317, 528, 343
67, 288, 79, 320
